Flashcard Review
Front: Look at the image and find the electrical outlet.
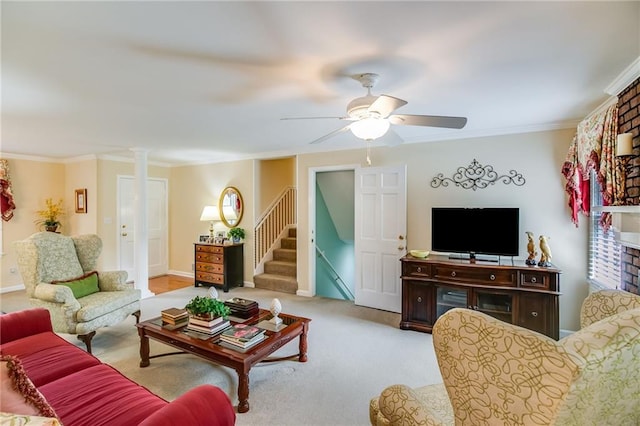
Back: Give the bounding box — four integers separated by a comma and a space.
191, 263, 195, 271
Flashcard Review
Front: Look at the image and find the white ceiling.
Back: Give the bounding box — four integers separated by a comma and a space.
2, 1, 639, 166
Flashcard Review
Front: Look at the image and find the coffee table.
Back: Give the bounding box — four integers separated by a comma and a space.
136, 309, 311, 413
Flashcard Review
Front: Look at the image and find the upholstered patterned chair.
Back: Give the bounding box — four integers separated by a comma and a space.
370, 289, 640, 425
13, 232, 141, 353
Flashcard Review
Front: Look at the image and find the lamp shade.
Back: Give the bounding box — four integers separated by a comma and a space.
200, 205, 220, 221
616, 133, 634, 157
350, 117, 390, 140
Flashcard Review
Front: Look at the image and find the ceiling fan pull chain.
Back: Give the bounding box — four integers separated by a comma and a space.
366, 143, 372, 166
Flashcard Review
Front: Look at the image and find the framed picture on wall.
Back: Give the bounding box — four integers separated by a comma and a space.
75, 188, 87, 213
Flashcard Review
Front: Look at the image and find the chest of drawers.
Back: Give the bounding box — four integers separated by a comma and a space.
194, 243, 244, 292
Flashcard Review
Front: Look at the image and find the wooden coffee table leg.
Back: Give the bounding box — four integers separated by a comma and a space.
139, 330, 150, 367
237, 371, 250, 413
298, 322, 309, 362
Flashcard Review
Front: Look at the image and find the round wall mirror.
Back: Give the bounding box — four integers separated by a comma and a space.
219, 186, 244, 228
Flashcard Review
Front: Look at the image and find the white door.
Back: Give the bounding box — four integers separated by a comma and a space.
354, 165, 407, 313
118, 176, 168, 279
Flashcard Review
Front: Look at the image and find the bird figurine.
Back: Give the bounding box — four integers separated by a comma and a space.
525, 231, 538, 265
538, 235, 552, 267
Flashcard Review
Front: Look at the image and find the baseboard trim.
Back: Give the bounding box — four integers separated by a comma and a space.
1, 284, 25, 294
167, 269, 194, 278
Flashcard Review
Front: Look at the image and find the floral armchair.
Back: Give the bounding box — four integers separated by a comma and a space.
370, 289, 640, 425
13, 232, 141, 353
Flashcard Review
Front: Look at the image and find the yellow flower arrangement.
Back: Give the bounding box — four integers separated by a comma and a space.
35, 198, 65, 230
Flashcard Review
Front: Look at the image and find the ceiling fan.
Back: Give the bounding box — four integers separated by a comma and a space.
282, 73, 467, 146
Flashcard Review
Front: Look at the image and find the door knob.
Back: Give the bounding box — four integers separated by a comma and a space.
122, 233, 128, 237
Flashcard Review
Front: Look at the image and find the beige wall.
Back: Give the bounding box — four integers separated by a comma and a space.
65, 158, 99, 235
257, 157, 295, 214
1, 157, 66, 290
169, 160, 254, 284
296, 128, 587, 331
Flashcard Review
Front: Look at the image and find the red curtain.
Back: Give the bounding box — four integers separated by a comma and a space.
0, 159, 16, 221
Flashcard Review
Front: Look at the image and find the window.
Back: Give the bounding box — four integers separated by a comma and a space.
588, 171, 621, 290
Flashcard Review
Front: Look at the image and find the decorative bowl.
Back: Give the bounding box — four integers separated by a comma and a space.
409, 249, 430, 258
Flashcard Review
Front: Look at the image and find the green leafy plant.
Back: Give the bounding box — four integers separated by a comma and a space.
185, 295, 231, 318
227, 227, 246, 241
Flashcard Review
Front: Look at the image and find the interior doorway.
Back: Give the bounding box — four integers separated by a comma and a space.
315, 170, 355, 300
117, 176, 168, 279
309, 164, 407, 312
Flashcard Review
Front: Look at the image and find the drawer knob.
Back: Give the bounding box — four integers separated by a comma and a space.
417, 296, 422, 303
531, 311, 538, 317
451, 271, 456, 277
417, 267, 422, 272
489, 274, 496, 281
531, 277, 537, 283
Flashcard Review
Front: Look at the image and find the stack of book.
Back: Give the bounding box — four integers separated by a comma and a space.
161, 308, 189, 327
218, 324, 266, 350
186, 315, 230, 335
224, 298, 259, 319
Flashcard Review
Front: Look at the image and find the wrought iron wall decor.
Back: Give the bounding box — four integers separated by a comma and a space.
431, 158, 526, 191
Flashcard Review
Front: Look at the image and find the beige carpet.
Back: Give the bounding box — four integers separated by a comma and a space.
1, 286, 443, 426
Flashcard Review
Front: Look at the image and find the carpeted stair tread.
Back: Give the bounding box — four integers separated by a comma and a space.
264, 260, 296, 277
253, 273, 298, 294
281, 237, 297, 250
273, 248, 296, 262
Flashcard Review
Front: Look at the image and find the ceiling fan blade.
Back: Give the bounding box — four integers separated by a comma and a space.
389, 114, 467, 129
309, 124, 352, 144
378, 128, 404, 147
368, 95, 408, 118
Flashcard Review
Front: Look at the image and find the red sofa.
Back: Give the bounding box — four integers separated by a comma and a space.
0, 308, 236, 426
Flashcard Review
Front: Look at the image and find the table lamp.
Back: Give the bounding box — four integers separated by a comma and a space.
200, 205, 221, 242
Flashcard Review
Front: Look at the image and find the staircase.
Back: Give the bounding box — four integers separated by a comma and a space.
253, 227, 297, 294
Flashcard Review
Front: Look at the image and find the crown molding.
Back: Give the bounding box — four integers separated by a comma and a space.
63, 154, 98, 163
0, 152, 66, 163
605, 56, 640, 96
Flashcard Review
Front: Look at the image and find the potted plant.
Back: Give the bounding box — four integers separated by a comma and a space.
227, 227, 245, 243
185, 295, 231, 320
34, 198, 65, 232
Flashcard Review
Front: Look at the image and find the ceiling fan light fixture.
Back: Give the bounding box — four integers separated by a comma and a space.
350, 117, 390, 141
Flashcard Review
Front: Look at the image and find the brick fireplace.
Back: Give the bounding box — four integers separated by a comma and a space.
616, 77, 640, 294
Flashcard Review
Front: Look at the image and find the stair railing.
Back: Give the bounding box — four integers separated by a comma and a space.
254, 186, 296, 270
315, 245, 354, 301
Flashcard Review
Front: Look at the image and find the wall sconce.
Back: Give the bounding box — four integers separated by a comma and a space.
200, 205, 220, 242
616, 132, 635, 175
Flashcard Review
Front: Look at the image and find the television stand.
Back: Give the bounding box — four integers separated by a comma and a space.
400, 254, 561, 339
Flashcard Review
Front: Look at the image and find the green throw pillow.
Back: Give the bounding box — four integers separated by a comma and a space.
52, 271, 99, 299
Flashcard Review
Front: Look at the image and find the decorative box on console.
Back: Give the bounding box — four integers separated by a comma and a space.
224, 297, 259, 318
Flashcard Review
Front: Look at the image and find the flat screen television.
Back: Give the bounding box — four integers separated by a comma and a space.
431, 207, 520, 258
